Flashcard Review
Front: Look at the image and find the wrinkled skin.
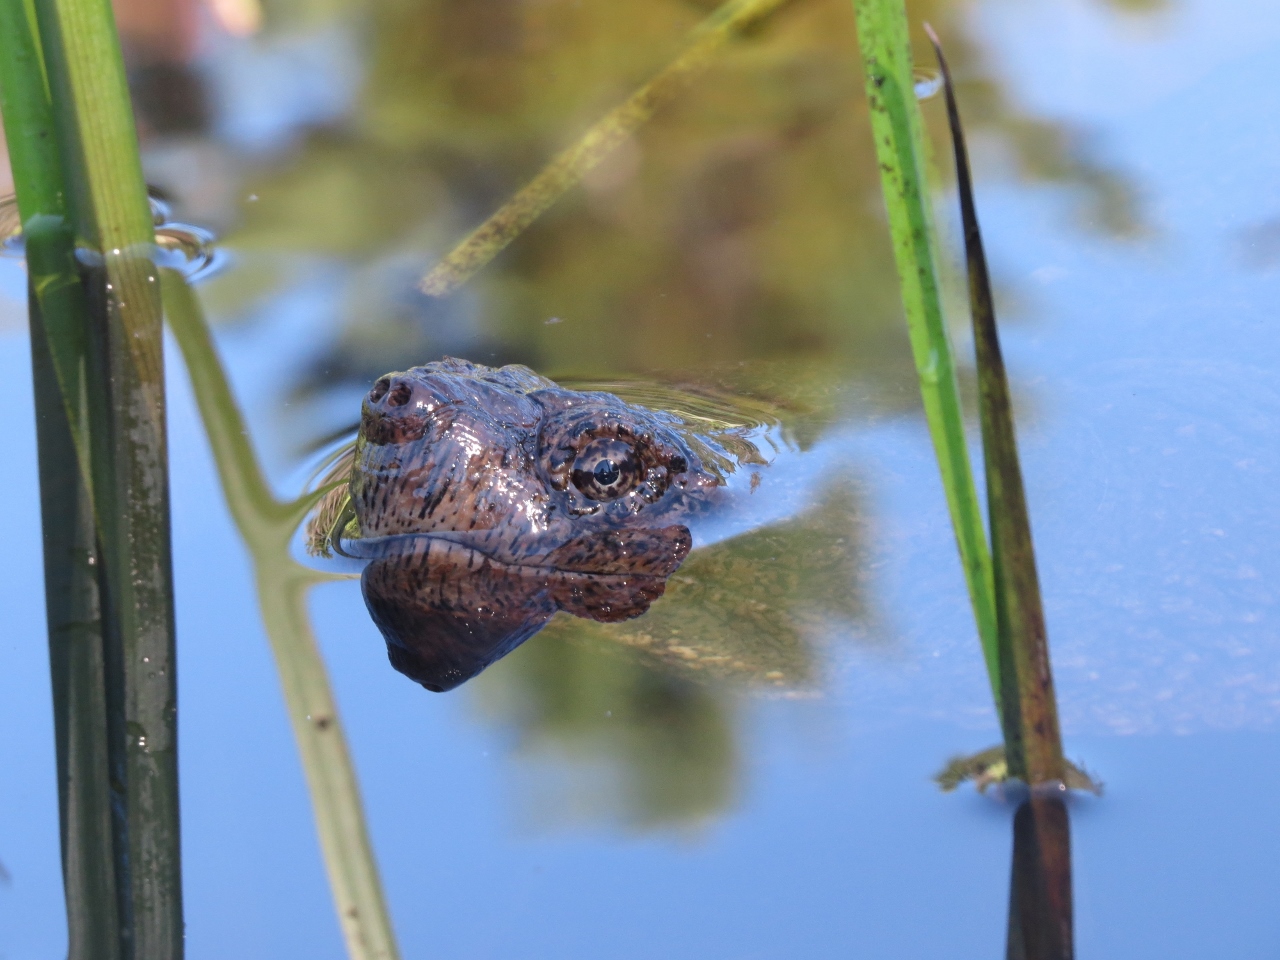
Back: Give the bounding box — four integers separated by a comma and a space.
345, 357, 721, 691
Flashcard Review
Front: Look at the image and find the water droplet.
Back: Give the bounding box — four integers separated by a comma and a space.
921, 347, 941, 385
155, 222, 223, 281
914, 68, 943, 101
0, 189, 223, 281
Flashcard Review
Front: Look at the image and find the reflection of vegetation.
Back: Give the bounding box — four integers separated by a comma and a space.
471, 477, 871, 829
476, 633, 736, 829
543, 478, 872, 688
1101, 0, 1168, 12
204, 0, 1141, 417
162, 273, 402, 960
1007, 796, 1075, 960
420, 0, 796, 296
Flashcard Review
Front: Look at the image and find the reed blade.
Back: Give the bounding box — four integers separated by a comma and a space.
926, 25, 1065, 784
28, 282, 125, 960
0, 4, 131, 956
851, 0, 1001, 701
0, 0, 95, 480
20, 0, 184, 948
421, 0, 793, 297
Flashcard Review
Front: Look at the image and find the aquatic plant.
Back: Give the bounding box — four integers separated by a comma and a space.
852, 0, 1068, 785
851, 0, 1000, 704
925, 25, 1066, 784
851, 13, 1079, 956
0, 0, 181, 953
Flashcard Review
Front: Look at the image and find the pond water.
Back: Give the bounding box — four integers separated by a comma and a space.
4, 0, 1280, 955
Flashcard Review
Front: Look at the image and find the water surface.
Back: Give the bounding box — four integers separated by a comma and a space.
5, 0, 1280, 955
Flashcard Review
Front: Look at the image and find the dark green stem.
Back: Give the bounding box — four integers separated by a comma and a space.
29, 283, 124, 960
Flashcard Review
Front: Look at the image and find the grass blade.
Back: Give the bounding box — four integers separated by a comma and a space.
163, 272, 402, 960
851, 0, 1001, 701
421, 0, 794, 297
926, 26, 1065, 784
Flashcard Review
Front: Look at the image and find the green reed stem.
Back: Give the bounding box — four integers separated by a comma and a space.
851, 0, 1001, 703
1, 0, 183, 951
927, 27, 1064, 784
162, 271, 402, 960
27, 285, 123, 960
420, 0, 793, 296
0, 3, 129, 957
0, 0, 94, 477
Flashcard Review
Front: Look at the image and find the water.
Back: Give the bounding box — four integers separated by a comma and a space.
0, 192, 222, 280
5, 0, 1280, 956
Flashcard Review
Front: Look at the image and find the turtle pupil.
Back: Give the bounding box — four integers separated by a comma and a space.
594, 459, 620, 487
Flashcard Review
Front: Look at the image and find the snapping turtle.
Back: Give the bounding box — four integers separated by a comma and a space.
311, 357, 762, 692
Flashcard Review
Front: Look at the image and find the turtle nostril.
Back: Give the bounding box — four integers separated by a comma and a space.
369, 377, 391, 403
387, 382, 413, 407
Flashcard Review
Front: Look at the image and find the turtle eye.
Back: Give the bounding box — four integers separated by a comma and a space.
571, 438, 641, 501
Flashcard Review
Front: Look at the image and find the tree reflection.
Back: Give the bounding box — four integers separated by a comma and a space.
474, 631, 736, 829
168, 0, 1149, 414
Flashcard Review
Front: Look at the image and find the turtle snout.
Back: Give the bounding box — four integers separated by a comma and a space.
367, 375, 417, 410
362, 376, 443, 445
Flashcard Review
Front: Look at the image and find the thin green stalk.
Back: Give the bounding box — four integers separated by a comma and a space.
162, 271, 401, 960
421, 0, 794, 297
927, 27, 1064, 785
851, 0, 1001, 701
